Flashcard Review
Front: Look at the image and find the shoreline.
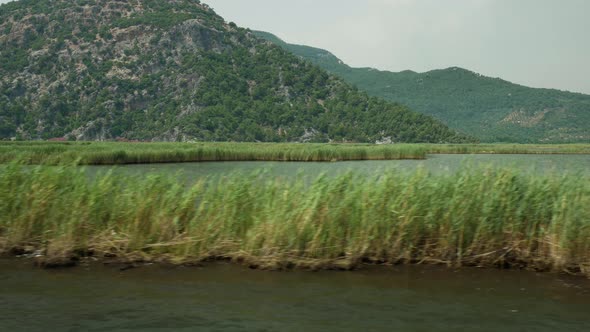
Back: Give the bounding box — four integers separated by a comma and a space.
2, 253, 588, 279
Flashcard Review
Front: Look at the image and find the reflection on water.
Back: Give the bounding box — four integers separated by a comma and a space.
1, 260, 589, 331
86, 154, 590, 182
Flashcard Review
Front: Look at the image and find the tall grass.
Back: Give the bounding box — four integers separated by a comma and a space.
1, 163, 589, 275
424, 143, 590, 155
0, 142, 427, 164
1, 142, 589, 166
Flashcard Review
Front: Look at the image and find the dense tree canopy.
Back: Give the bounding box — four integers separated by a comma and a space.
0, 0, 471, 143
254, 31, 590, 143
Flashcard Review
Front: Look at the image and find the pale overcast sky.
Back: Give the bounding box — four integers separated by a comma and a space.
2, 0, 589, 94
205, 0, 590, 94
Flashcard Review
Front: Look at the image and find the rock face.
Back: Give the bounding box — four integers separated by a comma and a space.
0, 0, 472, 143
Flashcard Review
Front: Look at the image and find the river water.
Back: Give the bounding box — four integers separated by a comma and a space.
4, 154, 590, 330
86, 154, 590, 180
1, 260, 589, 331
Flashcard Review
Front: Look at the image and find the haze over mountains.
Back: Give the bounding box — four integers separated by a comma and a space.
254, 31, 590, 143
0, 0, 472, 143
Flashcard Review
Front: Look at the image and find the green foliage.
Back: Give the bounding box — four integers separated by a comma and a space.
0, 0, 470, 143
0, 141, 428, 164
0, 47, 29, 72
2, 141, 589, 165
1, 163, 589, 275
113, 12, 196, 29
255, 31, 590, 144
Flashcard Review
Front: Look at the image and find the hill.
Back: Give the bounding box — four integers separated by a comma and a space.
0, 0, 471, 143
254, 31, 590, 143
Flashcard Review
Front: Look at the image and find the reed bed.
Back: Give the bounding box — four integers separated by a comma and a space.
1, 163, 589, 276
2, 142, 590, 166
0, 142, 426, 164
424, 143, 590, 155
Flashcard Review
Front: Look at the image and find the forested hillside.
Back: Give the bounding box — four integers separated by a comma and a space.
254, 31, 590, 143
0, 0, 471, 143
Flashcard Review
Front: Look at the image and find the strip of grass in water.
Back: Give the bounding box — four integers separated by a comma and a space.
1, 163, 588, 276
1, 142, 590, 165
0, 142, 427, 165
424, 143, 590, 155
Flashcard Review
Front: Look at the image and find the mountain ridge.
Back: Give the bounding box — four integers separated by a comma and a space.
0, 0, 471, 143
254, 31, 590, 143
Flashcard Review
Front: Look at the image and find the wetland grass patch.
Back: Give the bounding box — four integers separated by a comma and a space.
1, 142, 589, 166
0, 142, 426, 165
1, 163, 589, 276
424, 143, 590, 155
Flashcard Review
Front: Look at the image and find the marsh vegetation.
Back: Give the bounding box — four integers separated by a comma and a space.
1, 142, 590, 165
0, 142, 427, 164
1, 163, 588, 276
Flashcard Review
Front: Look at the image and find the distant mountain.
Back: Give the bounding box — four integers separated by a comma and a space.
255, 31, 590, 143
0, 0, 471, 143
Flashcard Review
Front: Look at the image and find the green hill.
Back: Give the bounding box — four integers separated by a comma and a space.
254, 31, 590, 143
0, 0, 471, 143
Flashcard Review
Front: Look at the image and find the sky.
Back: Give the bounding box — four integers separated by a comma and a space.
1, 0, 589, 94
203, 0, 590, 94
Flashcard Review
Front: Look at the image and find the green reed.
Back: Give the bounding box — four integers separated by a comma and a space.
424, 143, 590, 155
1, 163, 588, 275
2, 142, 589, 166
0, 142, 427, 164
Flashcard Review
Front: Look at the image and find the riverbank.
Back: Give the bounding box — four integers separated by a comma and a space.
1, 142, 590, 165
1, 164, 588, 276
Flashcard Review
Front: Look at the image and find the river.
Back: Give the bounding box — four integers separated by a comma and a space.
4, 154, 590, 331
1, 260, 589, 331
86, 154, 590, 181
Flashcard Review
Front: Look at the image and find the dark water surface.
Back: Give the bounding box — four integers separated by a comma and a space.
1, 260, 589, 331
5, 155, 590, 331
86, 154, 590, 181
